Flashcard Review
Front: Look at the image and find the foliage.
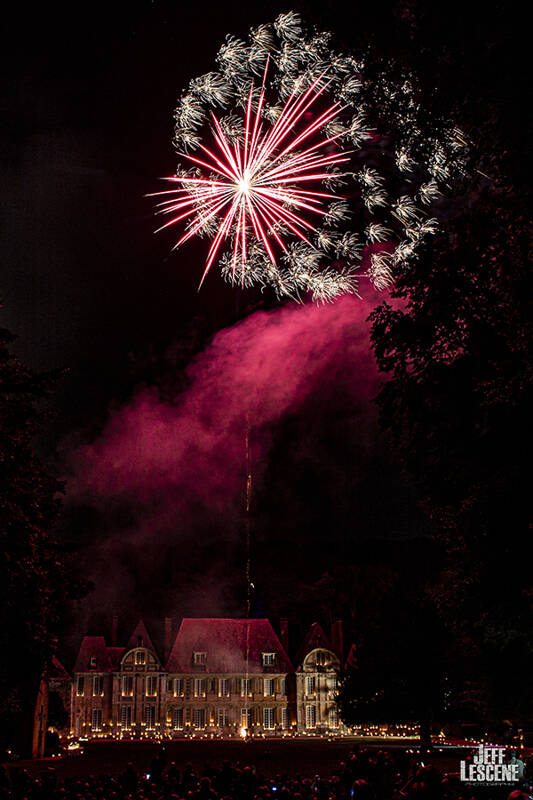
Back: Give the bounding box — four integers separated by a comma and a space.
368, 180, 533, 724
331, 557, 446, 745
0, 322, 82, 755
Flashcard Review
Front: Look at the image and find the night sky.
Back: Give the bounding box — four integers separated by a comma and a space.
1, 0, 528, 657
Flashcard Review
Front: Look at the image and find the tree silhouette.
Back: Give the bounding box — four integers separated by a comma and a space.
0, 319, 82, 756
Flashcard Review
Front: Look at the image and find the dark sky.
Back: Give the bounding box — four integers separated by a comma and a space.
1, 0, 527, 655
2, 0, 526, 384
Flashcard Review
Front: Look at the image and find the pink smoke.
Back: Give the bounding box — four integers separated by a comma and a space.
70, 294, 381, 515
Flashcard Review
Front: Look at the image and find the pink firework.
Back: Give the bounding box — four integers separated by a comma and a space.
153, 70, 351, 286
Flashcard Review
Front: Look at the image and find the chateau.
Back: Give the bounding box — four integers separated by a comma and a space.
69, 618, 344, 738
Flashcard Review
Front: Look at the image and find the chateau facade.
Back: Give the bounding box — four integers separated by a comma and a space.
70, 618, 343, 738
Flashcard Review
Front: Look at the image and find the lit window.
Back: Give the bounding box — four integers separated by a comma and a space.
262, 652, 276, 666
327, 675, 337, 692
241, 678, 251, 697
316, 650, 326, 665
193, 651, 207, 665
91, 709, 102, 731
328, 707, 338, 728
146, 676, 157, 696
76, 677, 84, 696
135, 650, 146, 666
121, 705, 132, 730
263, 707, 275, 729
122, 676, 133, 697
194, 678, 206, 697
305, 676, 316, 695
217, 708, 229, 727
193, 708, 205, 729
173, 678, 183, 697
241, 708, 252, 728
145, 705, 155, 729
93, 676, 104, 697
281, 707, 288, 730
219, 678, 230, 697
264, 678, 274, 697
305, 705, 316, 729
173, 708, 184, 730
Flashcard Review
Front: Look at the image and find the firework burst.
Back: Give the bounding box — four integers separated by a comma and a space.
153, 68, 351, 290
154, 11, 468, 301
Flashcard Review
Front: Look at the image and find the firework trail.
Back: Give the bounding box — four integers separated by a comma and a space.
153, 11, 468, 301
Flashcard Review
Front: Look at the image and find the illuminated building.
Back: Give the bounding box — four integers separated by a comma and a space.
295, 622, 341, 733
70, 618, 343, 738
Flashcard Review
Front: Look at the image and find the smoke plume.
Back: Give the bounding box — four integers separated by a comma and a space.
66, 294, 381, 631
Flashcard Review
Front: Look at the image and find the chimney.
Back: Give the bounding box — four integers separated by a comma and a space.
280, 618, 289, 655
112, 615, 118, 647
331, 620, 343, 663
164, 617, 173, 663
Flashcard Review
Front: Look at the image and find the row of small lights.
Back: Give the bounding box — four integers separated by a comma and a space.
67, 722, 433, 741
71, 719, 424, 743
79, 691, 292, 699
70, 718, 525, 747
66, 734, 526, 753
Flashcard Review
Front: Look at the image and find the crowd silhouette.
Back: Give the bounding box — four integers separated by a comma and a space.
1, 748, 530, 800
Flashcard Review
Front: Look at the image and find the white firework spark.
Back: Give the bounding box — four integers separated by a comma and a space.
366, 252, 394, 291
157, 11, 469, 301
190, 72, 233, 107
174, 95, 206, 130
336, 232, 362, 261
366, 223, 392, 243
363, 189, 388, 211
392, 195, 421, 223
325, 201, 351, 226
396, 148, 417, 173
419, 179, 441, 205
274, 11, 303, 43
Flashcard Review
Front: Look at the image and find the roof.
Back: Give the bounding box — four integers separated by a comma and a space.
126, 619, 157, 655
166, 618, 293, 674
73, 637, 125, 673
296, 622, 332, 666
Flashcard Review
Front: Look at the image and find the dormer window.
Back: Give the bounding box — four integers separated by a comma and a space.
135, 650, 146, 666
262, 652, 276, 667
89, 656, 97, 669
193, 651, 207, 666
316, 650, 326, 665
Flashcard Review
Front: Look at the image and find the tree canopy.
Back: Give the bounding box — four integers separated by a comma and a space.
0, 322, 81, 756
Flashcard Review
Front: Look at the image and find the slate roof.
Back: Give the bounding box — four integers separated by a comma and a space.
73, 637, 125, 673
296, 622, 332, 666
126, 619, 157, 655
166, 618, 293, 674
